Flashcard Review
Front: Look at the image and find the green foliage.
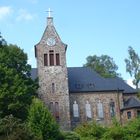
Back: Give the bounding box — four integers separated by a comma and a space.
27, 98, 61, 140
0, 115, 40, 140
75, 118, 140, 140
0, 32, 7, 46
123, 118, 140, 139
80, 137, 95, 140
0, 44, 38, 120
83, 55, 120, 78
75, 121, 106, 140
125, 46, 140, 89
101, 123, 125, 140
62, 131, 80, 140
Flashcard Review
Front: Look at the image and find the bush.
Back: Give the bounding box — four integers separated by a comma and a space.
63, 131, 80, 140
101, 119, 125, 140
80, 137, 96, 140
0, 115, 40, 140
123, 118, 140, 139
75, 121, 106, 140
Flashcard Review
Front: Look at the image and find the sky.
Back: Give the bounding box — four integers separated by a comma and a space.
0, 0, 140, 86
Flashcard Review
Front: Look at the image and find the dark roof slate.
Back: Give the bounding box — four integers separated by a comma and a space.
67, 67, 136, 93
105, 77, 137, 94
122, 97, 140, 110
68, 67, 116, 92
30, 68, 37, 80
30, 67, 136, 94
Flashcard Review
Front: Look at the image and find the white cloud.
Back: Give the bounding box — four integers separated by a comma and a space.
16, 9, 34, 21
0, 6, 12, 20
126, 79, 136, 88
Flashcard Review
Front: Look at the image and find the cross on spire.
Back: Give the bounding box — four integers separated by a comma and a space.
47, 8, 53, 17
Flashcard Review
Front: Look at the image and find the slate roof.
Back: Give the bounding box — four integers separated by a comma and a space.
30, 67, 137, 94
105, 77, 137, 94
67, 67, 136, 93
31, 68, 37, 80
122, 97, 140, 110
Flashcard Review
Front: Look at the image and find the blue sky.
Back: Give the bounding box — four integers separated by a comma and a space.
0, 0, 140, 83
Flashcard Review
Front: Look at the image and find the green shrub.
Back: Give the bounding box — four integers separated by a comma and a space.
80, 137, 96, 140
123, 118, 140, 140
27, 98, 61, 140
63, 131, 80, 140
101, 125, 125, 140
75, 121, 106, 140
0, 115, 40, 140
101, 119, 125, 140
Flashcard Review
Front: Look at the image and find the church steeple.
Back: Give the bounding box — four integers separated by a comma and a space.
47, 17, 53, 26
47, 8, 53, 26
35, 11, 71, 130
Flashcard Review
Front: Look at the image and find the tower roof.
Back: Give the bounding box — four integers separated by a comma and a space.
34, 10, 67, 52
122, 97, 140, 110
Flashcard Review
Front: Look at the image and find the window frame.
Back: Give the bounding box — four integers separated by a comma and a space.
44, 53, 48, 66
97, 100, 104, 119
127, 111, 131, 119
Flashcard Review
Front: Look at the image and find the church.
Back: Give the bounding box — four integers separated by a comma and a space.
31, 13, 140, 130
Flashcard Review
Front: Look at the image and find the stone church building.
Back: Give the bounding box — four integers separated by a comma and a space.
31, 15, 140, 130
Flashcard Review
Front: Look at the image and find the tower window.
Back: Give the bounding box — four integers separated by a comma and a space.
55, 102, 59, 119
49, 50, 54, 66
52, 83, 55, 93
49, 102, 59, 121
44, 54, 48, 66
50, 102, 54, 114
56, 53, 60, 65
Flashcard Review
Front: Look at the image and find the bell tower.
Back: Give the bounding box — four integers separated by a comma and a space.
35, 10, 71, 130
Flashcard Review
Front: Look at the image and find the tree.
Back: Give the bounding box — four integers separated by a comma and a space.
0, 115, 40, 140
0, 32, 7, 46
0, 44, 38, 120
27, 98, 62, 140
125, 46, 140, 89
83, 55, 120, 78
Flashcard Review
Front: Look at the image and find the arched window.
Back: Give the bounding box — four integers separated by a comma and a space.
49, 50, 54, 66
55, 102, 59, 120
97, 100, 104, 119
44, 53, 48, 66
85, 101, 92, 120
50, 102, 54, 114
73, 101, 79, 117
56, 53, 60, 65
110, 99, 115, 117
49, 102, 59, 121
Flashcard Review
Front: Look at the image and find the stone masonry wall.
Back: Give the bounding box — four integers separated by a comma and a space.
70, 91, 123, 128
